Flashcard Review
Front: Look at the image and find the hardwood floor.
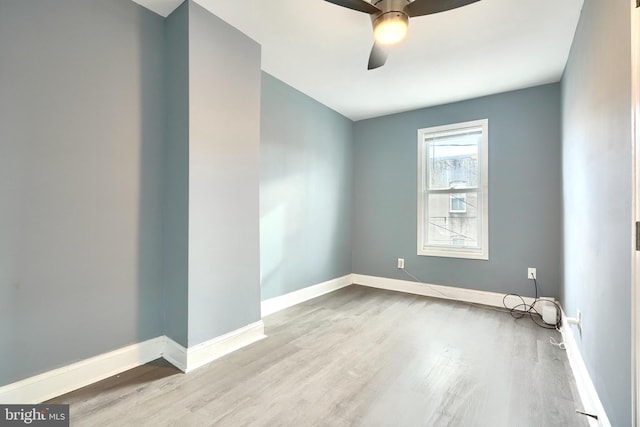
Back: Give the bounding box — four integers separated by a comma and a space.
48, 285, 588, 426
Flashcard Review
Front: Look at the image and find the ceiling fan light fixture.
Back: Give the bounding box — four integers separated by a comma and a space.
373, 12, 409, 45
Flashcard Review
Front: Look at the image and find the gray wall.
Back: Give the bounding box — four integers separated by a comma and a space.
561, 0, 632, 425
186, 1, 262, 345
163, 0, 190, 347
260, 73, 353, 300
353, 84, 563, 299
0, 0, 165, 385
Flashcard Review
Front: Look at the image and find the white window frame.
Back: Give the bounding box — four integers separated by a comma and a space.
417, 119, 489, 260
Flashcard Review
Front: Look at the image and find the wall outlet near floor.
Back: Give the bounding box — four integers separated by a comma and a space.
397, 258, 404, 269
577, 309, 582, 334
566, 309, 583, 337
527, 268, 537, 279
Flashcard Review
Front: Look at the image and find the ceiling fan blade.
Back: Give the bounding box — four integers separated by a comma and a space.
405, 0, 480, 17
324, 0, 381, 15
368, 42, 388, 70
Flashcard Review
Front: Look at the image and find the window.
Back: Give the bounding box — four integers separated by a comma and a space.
450, 194, 467, 213
417, 119, 488, 260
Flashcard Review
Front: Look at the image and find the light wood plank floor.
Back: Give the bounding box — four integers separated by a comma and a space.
48, 285, 588, 426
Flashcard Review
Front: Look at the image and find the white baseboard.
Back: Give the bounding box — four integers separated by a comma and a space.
352, 274, 537, 310
0, 321, 266, 403
2, 272, 607, 427
261, 274, 353, 316
183, 321, 265, 372
162, 336, 188, 372
0, 337, 164, 404
560, 310, 611, 427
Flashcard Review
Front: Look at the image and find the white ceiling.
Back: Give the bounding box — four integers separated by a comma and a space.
133, 0, 584, 121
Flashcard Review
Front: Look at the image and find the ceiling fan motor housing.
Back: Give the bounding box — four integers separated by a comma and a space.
371, 0, 410, 46
323, 0, 480, 69
370, 0, 411, 29
371, 0, 411, 16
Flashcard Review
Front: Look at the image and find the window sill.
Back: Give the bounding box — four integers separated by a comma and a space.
418, 247, 489, 260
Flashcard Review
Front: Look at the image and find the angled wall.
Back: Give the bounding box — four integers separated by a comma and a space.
163, 1, 262, 347
0, 0, 262, 388
163, 0, 190, 347
260, 73, 354, 300
186, 1, 261, 345
561, 0, 632, 425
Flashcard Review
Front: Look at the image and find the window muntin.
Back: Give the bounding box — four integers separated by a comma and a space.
417, 119, 488, 260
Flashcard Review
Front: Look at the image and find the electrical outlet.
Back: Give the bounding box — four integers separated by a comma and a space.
397, 258, 404, 269
577, 309, 582, 329
566, 309, 583, 337
527, 268, 537, 280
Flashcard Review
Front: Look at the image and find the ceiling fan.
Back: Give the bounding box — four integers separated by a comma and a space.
324, 0, 481, 70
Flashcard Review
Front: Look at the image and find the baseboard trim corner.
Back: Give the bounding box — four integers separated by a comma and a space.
0, 320, 266, 404
162, 336, 188, 372
0, 336, 164, 404
184, 321, 265, 373
261, 274, 353, 317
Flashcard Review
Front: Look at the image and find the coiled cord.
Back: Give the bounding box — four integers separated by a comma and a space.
502, 276, 562, 330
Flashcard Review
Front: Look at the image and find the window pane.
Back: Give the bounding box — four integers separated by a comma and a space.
425, 192, 481, 249
427, 131, 480, 190
450, 194, 467, 213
